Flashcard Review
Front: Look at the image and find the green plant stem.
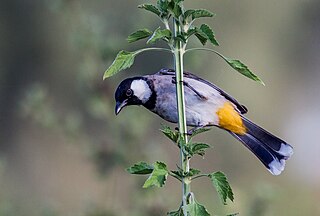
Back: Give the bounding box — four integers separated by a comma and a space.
173, 19, 190, 216
135, 47, 173, 55
185, 47, 230, 64
191, 174, 209, 181
185, 47, 222, 57
169, 172, 183, 182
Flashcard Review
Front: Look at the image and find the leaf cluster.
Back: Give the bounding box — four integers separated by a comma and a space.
136, 0, 219, 47
103, 0, 263, 85
127, 161, 234, 206
127, 124, 234, 215
161, 125, 211, 157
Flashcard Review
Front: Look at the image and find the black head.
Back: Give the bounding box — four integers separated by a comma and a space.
114, 77, 152, 115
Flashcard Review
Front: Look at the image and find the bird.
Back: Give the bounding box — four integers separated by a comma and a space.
114, 68, 293, 175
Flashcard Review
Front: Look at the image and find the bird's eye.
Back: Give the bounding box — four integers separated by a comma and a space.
126, 89, 133, 97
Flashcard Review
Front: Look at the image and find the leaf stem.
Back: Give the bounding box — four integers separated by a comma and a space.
185, 47, 223, 58
169, 172, 183, 182
173, 18, 190, 216
135, 47, 173, 55
163, 19, 171, 31
191, 174, 209, 181
185, 47, 265, 85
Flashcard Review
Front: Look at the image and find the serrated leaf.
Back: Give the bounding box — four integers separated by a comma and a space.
186, 28, 197, 39
103, 50, 135, 79
224, 58, 264, 85
160, 125, 179, 143
190, 27, 209, 45
188, 26, 218, 46
175, 35, 187, 43
138, 4, 161, 16
209, 171, 234, 205
200, 24, 219, 46
127, 29, 153, 43
170, 170, 183, 180
184, 9, 195, 20
126, 161, 154, 175
184, 9, 215, 20
171, 168, 200, 179
190, 143, 211, 156
147, 27, 172, 44
190, 127, 211, 139
195, 32, 208, 45
186, 200, 210, 216
169, 1, 182, 19
187, 168, 201, 177
143, 161, 168, 188
167, 208, 184, 216
157, 0, 170, 14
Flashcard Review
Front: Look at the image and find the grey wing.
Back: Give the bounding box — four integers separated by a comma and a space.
155, 68, 248, 114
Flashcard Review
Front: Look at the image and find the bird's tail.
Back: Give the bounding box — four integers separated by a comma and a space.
230, 116, 293, 175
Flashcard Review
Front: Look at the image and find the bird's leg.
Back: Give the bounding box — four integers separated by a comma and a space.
171, 77, 207, 100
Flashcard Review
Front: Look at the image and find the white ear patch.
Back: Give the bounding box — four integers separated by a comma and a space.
131, 79, 152, 103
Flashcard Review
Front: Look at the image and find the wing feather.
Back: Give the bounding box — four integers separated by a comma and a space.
156, 68, 248, 114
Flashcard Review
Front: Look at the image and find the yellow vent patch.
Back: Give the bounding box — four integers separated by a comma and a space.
216, 102, 246, 135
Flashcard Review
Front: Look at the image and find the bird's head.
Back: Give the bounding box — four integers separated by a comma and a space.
114, 77, 152, 115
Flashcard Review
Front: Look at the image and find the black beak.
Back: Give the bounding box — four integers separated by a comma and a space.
115, 99, 128, 115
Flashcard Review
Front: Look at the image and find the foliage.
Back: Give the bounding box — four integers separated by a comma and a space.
103, 0, 263, 85
103, 0, 262, 215
209, 171, 234, 205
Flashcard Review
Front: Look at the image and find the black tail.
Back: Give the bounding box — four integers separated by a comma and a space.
230, 116, 293, 175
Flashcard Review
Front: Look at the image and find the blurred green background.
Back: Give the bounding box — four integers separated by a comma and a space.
1, 0, 320, 215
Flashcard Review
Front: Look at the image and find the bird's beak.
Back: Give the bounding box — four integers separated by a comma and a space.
115, 99, 128, 115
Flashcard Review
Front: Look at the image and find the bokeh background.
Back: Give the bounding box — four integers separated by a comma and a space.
1, 0, 320, 215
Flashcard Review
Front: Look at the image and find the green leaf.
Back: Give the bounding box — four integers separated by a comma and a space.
224, 58, 265, 85
138, 4, 161, 16
195, 32, 208, 45
169, 1, 183, 19
143, 161, 168, 188
103, 50, 136, 79
199, 24, 219, 46
184, 9, 195, 19
175, 35, 187, 43
157, 0, 170, 14
190, 143, 211, 156
170, 170, 183, 181
147, 27, 172, 44
186, 200, 210, 216
126, 161, 154, 175
209, 171, 234, 205
184, 9, 215, 20
171, 168, 200, 179
167, 208, 184, 216
160, 125, 179, 143
127, 29, 153, 43
186, 28, 197, 39
187, 168, 201, 177
189, 127, 211, 139
188, 24, 219, 46
188, 27, 209, 45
